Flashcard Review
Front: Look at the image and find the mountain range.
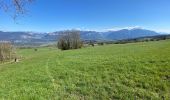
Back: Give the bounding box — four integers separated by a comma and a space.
0, 28, 162, 45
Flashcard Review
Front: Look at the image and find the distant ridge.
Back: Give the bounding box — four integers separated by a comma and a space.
0, 28, 162, 44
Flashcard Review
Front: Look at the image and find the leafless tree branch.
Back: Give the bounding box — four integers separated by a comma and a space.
0, 0, 34, 19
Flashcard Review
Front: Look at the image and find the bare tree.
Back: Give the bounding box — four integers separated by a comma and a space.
0, 41, 14, 61
0, 0, 34, 19
57, 30, 82, 50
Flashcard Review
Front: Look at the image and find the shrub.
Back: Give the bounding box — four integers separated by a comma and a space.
89, 41, 95, 47
98, 42, 104, 45
57, 30, 82, 50
0, 41, 14, 61
34, 48, 38, 51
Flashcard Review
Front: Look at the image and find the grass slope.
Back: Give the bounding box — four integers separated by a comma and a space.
0, 40, 170, 100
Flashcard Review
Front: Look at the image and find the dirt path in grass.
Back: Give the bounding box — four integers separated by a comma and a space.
45, 58, 58, 92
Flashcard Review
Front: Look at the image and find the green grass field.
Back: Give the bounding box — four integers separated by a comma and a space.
0, 40, 170, 100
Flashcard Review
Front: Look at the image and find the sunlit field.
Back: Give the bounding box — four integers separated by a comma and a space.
0, 40, 170, 99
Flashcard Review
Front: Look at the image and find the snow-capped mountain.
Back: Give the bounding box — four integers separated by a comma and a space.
0, 28, 161, 44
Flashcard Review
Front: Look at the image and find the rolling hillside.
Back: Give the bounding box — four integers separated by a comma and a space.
0, 40, 169, 99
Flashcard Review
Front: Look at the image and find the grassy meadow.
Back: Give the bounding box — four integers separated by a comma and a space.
0, 40, 170, 99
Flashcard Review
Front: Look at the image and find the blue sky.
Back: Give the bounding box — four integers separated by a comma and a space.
0, 0, 170, 33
